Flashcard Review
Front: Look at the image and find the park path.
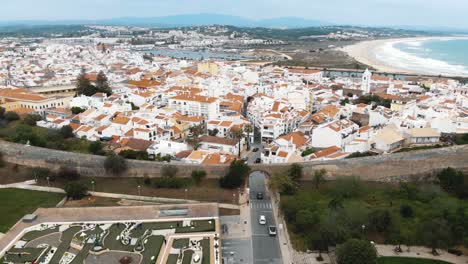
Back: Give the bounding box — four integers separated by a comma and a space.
0, 181, 240, 210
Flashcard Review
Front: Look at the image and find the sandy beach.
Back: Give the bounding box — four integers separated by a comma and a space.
340, 36, 468, 76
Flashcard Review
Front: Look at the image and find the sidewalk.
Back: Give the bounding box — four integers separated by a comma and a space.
376, 244, 468, 263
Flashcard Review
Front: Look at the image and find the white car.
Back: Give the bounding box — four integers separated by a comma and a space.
259, 215, 266, 225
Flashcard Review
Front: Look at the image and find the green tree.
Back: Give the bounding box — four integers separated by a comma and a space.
219, 160, 250, 189
88, 141, 104, 155
313, 169, 326, 189
104, 154, 127, 176
269, 172, 298, 195
191, 170, 207, 185
0, 107, 5, 119
22, 114, 42, 126
65, 182, 88, 200
59, 125, 74, 139
71, 107, 85, 115
4, 111, 19, 122
76, 68, 92, 96
419, 217, 453, 255
368, 209, 392, 233
95, 70, 111, 95
400, 204, 413, 218
337, 239, 377, 264
288, 163, 303, 182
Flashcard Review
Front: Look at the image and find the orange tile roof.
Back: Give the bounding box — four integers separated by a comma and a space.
170, 94, 217, 104
113, 116, 130, 125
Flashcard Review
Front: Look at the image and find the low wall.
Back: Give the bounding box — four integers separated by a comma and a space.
1, 140, 468, 181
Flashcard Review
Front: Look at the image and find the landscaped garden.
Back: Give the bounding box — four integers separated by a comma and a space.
1, 219, 216, 264
0, 188, 64, 233
276, 165, 468, 258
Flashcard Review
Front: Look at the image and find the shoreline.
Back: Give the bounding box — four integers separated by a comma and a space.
340, 36, 468, 77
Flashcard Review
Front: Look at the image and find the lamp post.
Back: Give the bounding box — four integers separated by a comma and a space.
46, 176, 50, 187
185, 189, 188, 201
138, 185, 141, 197
91, 180, 95, 192
232, 193, 236, 204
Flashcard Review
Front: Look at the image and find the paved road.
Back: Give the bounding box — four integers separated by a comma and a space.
247, 143, 263, 164
221, 238, 253, 264
249, 171, 282, 264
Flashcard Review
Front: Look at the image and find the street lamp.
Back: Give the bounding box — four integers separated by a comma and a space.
46, 176, 50, 187
232, 193, 236, 204
184, 189, 188, 200
138, 185, 141, 196
91, 181, 95, 192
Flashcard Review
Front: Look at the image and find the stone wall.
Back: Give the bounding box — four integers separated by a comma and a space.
1, 140, 468, 181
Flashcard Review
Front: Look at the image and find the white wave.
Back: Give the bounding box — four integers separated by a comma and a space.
373, 38, 468, 77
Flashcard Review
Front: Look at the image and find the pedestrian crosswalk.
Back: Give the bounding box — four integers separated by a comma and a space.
250, 202, 272, 209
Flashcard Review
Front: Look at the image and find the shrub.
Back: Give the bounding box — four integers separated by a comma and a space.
65, 182, 88, 200
337, 239, 377, 264
59, 125, 74, 139
88, 141, 105, 155
57, 166, 80, 181
191, 170, 207, 185
119, 149, 149, 160
369, 209, 392, 233
400, 204, 413, 218
0, 151, 4, 168
22, 114, 42, 126
4, 111, 19, 122
143, 176, 151, 186
152, 177, 190, 189
161, 165, 178, 178
104, 154, 127, 176
31, 167, 53, 180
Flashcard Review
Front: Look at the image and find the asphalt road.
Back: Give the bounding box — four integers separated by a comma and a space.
221, 238, 253, 264
249, 171, 282, 264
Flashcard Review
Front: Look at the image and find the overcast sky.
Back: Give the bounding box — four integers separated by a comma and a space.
1, 0, 467, 28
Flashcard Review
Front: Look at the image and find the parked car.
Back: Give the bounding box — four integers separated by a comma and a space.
256, 192, 264, 200
259, 215, 266, 225
255, 158, 261, 163
268, 226, 277, 236
252, 147, 259, 152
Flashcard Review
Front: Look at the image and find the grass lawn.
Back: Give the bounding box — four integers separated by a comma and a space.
378, 257, 453, 264
0, 188, 64, 233
38, 177, 238, 204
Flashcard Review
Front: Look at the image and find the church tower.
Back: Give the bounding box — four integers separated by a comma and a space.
362, 68, 372, 94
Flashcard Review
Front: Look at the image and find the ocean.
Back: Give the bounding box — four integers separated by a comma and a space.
375, 37, 468, 77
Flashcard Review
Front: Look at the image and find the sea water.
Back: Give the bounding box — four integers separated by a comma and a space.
375, 37, 468, 77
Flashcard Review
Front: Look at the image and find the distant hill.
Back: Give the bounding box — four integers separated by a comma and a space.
0, 14, 332, 29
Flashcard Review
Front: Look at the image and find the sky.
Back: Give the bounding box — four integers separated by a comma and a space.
1, 0, 467, 29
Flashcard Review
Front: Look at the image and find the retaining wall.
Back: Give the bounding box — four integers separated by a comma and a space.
1, 140, 468, 181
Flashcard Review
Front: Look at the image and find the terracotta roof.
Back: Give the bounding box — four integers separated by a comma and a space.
278, 132, 308, 148
170, 94, 217, 104
199, 135, 237, 146
311, 146, 341, 159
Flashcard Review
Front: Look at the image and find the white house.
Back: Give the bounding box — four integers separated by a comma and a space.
312, 119, 359, 148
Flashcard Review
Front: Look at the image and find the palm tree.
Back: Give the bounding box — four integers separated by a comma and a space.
231, 128, 244, 158
186, 136, 200, 150
244, 124, 253, 150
